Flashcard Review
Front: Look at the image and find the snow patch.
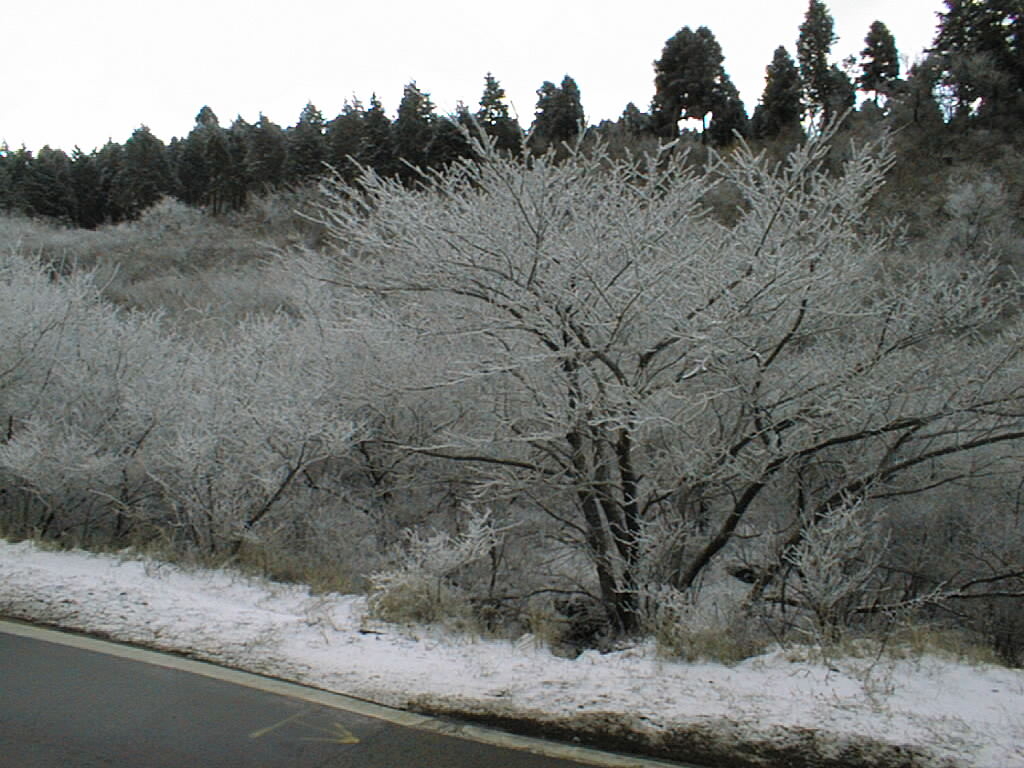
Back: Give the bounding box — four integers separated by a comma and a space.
2, 539, 1022, 767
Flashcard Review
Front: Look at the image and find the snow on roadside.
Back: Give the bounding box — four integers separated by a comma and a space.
1, 539, 1022, 768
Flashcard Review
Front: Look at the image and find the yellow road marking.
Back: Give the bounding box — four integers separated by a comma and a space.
249, 710, 306, 739
252, 710, 360, 745
298, 722, 360, 744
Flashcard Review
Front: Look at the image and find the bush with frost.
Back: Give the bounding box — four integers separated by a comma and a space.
298, 125, 1024, 636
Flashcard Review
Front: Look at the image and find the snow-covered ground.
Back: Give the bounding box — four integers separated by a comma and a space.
1, 539, 1021, 768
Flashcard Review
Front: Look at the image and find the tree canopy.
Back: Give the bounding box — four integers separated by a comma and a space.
652, 25, 737, 138
797, 0, 838, 122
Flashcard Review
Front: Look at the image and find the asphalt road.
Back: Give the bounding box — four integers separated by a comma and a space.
0, 620, 688, 768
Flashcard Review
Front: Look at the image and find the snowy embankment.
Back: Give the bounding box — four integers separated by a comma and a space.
1, 539, 1021, 768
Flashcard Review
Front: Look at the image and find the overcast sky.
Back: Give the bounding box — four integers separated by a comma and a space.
5, 0, 945, 153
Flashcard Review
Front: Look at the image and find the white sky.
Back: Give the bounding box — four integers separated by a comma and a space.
4, 0, 944, 153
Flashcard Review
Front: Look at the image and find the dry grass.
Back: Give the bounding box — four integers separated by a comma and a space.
0, 198, 303, 324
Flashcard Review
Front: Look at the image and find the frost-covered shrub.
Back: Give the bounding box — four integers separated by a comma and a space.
139, 315, 358, 554
0, 246, 361, 560
304, 124, 1024, 639
643, 584, 768, 664
783, 496, 889, 643
367, 509, 502, 627
0, 248, 182, 540
938, 171, 1023, 266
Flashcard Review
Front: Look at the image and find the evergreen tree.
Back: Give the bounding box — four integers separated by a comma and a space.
25, 146, 76, 221
887, 55, 945, 127
203, 125, 233, 214
859, 20, 900, 99
824, 63, 857, 119
245, 114, 287, 190
176, 127, 210, 206
285, 102, 327, 184
652, 26, 721, 135
196, 105, 220, 130
652, 26, 739, 142
620, 102, 653, 135
797, 0, 838, 122
0, 144, 12, 212
933, 0, 1024, 119
222, 117, 251, 210
476, 73, 521, 153
707, 75, 749, 146
751, 46, 804, 139
358, 94, 396, 177
2, 146, 35, 216
164, 137, 184, 200
426, 112, 473, 168
393, 82, 436, 181
70, 147, 106, 228
326, 99, 366, 181
530, 75, 584, 151
113, 126, 170, 219
174, 106, 228, 208
95, 140, 126, 223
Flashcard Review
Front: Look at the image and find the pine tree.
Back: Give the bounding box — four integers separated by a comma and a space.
751, 46, 804, 139
113, 126, 170, 219
95, 141, 126, 223
886, 55, 945, 127
620, 102, 653, 135
2, 147, 34, 216
393, 82, 437, 181
203, 126, 233, 214
358, 94, 396, 177
824, 64, 857, 119
70, 148, 105, 228
223, 117, 251, 210
798, 0, 838, 122
176, 128, 209, 206
859, 20, 900, 99
21, 146, 76, 221
326, 99, 366, 181
196, 105, 220, 130
245, 114, 287, 190
476, 73, 522, 153
707, 76, 748, 146
530, 75, 584, 151
285, 102, 327, 184
426, 112, 473, 168
933, 0, 1024, 119
652, 26, 728, 137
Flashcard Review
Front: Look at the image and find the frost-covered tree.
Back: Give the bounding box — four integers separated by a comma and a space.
302, 130, 1024, 632
0, 249, 359, 554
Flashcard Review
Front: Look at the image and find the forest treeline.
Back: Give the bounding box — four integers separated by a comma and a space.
2, 0, 1022, 229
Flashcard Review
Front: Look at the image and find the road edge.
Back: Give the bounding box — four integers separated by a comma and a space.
0, 618, 688, 768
